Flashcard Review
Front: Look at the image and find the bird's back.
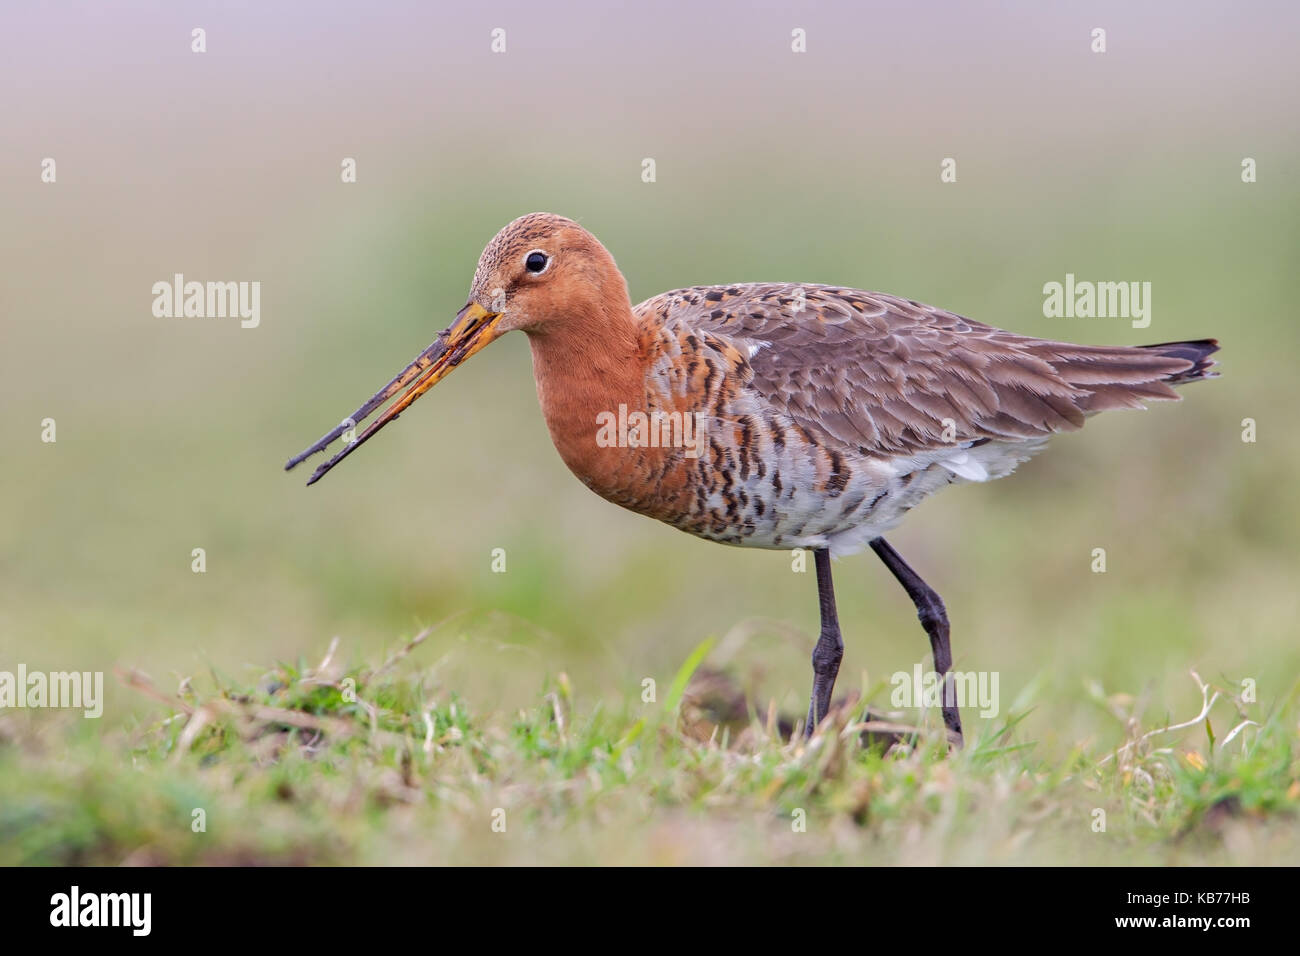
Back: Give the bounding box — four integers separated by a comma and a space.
623, 283, 1216, 555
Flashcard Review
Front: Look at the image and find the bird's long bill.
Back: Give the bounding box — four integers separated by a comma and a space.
285, 302, 502, 486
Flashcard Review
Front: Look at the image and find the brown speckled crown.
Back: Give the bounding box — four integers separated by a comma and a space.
469, 212, 581, 304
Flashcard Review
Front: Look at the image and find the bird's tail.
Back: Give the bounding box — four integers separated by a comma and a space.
1022, 336, 1220, 417
1137, 338, 1221, 385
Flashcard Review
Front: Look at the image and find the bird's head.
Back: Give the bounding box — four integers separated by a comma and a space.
467, 212, 629, 335
285, 212, 628, 485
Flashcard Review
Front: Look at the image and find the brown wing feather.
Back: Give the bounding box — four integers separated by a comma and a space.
639, 283, 1213, 459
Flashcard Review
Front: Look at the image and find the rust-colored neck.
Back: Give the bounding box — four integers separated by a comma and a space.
525, 297, 663, 505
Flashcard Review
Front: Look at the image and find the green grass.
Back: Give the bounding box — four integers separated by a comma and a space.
3, 635, 1295, 866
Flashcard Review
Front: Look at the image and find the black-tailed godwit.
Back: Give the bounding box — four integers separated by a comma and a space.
287, 213, 1219, 745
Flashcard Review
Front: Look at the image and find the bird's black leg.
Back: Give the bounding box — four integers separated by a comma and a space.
869, 537, 964, 747
804, 548, 844, 737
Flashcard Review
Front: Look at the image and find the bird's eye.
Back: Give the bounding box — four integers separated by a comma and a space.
525, 251, 549, 273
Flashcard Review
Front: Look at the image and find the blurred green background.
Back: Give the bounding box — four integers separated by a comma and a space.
2, 2, 1297, 788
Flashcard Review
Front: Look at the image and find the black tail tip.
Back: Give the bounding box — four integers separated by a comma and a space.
1141, 338, 1220, 383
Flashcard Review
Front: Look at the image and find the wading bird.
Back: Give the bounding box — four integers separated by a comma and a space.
287, 213, 1219, 745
